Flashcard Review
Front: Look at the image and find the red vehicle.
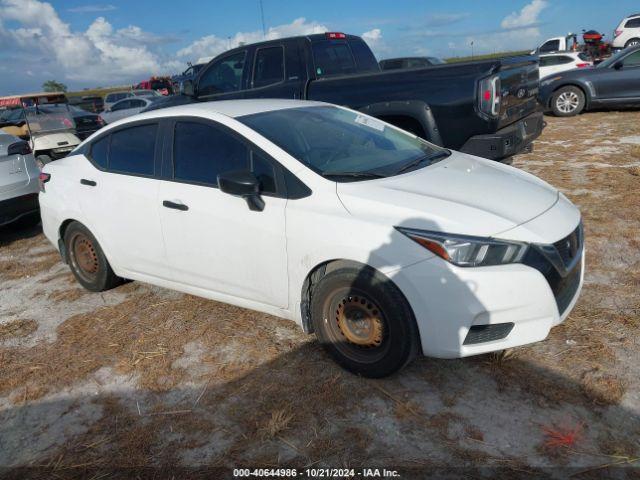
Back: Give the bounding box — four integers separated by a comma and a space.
135, 76, 174, 96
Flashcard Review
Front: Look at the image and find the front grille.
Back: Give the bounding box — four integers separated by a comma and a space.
463, 323, 514, 345
522, 222, 583, 316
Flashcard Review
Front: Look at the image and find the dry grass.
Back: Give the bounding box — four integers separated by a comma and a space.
0, 319, 37, 341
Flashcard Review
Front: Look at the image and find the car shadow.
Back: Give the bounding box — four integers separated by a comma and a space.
0, 216, 42, 248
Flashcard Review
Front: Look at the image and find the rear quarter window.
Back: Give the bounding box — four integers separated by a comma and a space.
311, 40, 356, 76
625, 17, 640, 28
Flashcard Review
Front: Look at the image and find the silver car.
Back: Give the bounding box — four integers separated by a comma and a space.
101, 97, 159, 124
103, 90, 160, 111
0, 132, 40, 227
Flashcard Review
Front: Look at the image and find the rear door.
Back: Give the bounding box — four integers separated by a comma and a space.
158, 117, 289, 307
245, 42, 305, 99
78, 122, 168, 278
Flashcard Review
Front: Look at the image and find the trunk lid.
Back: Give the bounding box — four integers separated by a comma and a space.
0, 135, 30, 194
496, 55, 540, 128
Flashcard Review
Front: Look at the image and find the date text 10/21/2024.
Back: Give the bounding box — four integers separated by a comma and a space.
232, 468, 401, 478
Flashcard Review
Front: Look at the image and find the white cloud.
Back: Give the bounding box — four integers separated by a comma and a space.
501, 0, 548, 29
362, 28, 390, 58
178, 17, 327, 61
68, 4, 116, 13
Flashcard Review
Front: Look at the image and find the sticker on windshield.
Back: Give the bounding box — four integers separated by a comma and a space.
354, 114, 385, 132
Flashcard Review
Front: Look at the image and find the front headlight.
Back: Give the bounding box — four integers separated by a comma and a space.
397, 228, 529, 267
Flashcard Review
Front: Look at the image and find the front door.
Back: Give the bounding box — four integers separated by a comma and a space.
595, 50, 640, 101
158, 118, 289, 308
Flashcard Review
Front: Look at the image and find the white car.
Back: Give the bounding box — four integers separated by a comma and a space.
613, 13, 640, 50
539, 52, 593, 79
101, 97, 159, 124
39, 100, 584, 377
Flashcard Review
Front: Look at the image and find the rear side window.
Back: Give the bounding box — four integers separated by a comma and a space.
625, 17, 640, 28
557, 56, 574, 64
311, 40, 356, 76
253, 46, 285, 88
90, 135, 109, 169
173, 121, 276, 193
349, 39, 379, 72
109, 124, 157, 175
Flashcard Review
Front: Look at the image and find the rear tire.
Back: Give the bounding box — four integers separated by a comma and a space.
311, 265, 419, 378
64, 222, 121, 292
625, 38, 640, 48
551, 86, 585, 117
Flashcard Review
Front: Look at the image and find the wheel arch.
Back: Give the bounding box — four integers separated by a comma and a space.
549, 83, 591, 109
299, 259, 418, 337
358, 100, 444, 146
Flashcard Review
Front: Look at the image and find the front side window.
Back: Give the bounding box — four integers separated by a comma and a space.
109, 124, 157, 175
253, 46, 285, 88
622, 50, 640, 67
198, 51, 247, 96
239, 106, 449, 181
173, 121, 276, 193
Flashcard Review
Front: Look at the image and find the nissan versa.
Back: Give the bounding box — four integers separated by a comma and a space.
39, 100, 584, 377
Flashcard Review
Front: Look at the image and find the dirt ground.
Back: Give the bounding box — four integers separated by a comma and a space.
0, 111, 639, 479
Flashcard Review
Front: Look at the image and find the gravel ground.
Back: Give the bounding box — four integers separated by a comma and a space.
0, 111, 639, 479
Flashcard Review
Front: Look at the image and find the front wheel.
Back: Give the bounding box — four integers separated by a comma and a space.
551, 86, 585, 117
311, 265, 419, 378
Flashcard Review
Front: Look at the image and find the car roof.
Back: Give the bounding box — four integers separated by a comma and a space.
539, 52, 581, 57
93, 99, 329, 136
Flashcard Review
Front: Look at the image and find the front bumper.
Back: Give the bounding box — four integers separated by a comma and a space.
0, 193, 40, 227
460, 111, 545, 161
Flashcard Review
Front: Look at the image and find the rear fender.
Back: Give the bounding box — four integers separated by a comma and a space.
358, 100, 444, 146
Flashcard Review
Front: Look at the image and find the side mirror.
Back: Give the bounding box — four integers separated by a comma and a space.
218, 170, 265, 211
181, 79, 194, 96
614, 61, 624, 70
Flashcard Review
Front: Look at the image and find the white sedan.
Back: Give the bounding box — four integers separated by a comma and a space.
539, 52, 593, 79
39, 100, 584, 377
101, 96, 159, 124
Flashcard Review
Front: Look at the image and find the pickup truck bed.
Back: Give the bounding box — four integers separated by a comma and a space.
148, 33, 544, 161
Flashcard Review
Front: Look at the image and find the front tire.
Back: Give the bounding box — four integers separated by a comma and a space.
311, 265, 419, 378
551, 86, 585, 117
64, 222, 122, 292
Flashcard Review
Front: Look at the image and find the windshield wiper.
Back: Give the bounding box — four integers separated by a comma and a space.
394, 151, 450, 175
322, 171, 387, 180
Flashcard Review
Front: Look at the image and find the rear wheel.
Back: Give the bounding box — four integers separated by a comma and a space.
64, 222, 121, 292
625, 38, 640, 48
551, 86, 585, 117
311, 265, 419, 378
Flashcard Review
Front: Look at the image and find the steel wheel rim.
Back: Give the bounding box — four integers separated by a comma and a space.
557, 91, 579, 113
70, 232, 99, 282
322, 287, 390, 364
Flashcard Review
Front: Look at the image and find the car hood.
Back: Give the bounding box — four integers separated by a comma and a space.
336, 152, 559, 238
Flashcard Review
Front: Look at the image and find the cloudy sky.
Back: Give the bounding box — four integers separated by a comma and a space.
0, 0, 637, 93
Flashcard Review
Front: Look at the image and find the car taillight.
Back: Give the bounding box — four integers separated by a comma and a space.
614, 29, 623, 37
478, 75, 501, 117
7, 141, 32, 155
325, 32, 347, 39
576, 63, 590, 68
39, 172, 50, 192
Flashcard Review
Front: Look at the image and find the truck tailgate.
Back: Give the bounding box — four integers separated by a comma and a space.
497, 55, 540, 129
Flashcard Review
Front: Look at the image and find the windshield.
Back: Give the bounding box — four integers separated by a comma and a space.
238, 106, 449, 181
24, 104, 75, 134
597, 48, 629, 68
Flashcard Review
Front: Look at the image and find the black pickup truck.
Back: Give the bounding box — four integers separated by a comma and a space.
148, 32, 544, 161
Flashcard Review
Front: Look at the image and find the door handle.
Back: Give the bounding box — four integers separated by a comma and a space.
162, 200, 189, 211
80, 179, 97, 186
